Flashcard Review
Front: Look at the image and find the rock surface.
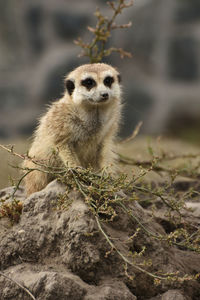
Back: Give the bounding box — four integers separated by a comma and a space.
0, 177, 200, 299
149, 289, 187, 300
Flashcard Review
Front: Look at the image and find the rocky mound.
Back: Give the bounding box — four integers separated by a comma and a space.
0, 178, 200, 300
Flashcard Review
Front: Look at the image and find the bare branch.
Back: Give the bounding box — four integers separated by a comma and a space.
111, 21, 132, 29
0, 144, 26, 160
74, 0, 133, 62
120, 121, 143, 144
0, 271, 36, 300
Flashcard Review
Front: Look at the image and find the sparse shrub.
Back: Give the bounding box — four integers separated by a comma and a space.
75, 0, 133, 62
0, 198, 23, 224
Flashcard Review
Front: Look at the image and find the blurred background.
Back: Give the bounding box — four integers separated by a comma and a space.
0, 0, 200, 187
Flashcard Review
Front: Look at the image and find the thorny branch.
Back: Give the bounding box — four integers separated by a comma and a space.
75, 0, 133, 62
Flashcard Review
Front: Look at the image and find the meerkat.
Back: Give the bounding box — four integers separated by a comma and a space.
23, 63, 122, 195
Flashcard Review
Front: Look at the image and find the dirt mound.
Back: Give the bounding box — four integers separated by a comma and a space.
0, 179, 200, 300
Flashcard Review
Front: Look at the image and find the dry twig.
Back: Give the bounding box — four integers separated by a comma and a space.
75, 0, 133, 62
0, 271, 36, 300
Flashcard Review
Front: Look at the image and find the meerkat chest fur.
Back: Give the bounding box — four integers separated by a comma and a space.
69, 104, 119, 168
70, 103, 117, 141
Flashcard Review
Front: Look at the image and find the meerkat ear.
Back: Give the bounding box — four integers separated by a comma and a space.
66, 79, 75, 96
117, 74, 122, 83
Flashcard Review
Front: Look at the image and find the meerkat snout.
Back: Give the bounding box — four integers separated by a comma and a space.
100, 92, 109, 101
23, 63, 122, 195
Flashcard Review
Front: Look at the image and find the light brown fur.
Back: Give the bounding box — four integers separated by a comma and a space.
23, 63, 122, 195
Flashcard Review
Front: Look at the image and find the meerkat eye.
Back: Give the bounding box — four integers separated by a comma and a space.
81, 77, 96, 90
104, 76, 114, 88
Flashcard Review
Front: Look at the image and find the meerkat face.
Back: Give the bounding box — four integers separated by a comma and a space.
65, 63, 121, 106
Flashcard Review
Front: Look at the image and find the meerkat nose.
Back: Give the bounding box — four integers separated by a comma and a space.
100, 93, 109, 101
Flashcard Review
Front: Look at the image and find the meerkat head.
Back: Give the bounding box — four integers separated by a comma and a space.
64, 63, 121, 106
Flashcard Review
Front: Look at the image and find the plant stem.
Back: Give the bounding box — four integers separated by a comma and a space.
95, 215, 169, 281
0, 271, 36, 300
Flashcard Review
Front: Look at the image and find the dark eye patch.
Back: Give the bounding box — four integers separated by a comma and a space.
81, 77, 96, 90
104, 76, 114, 88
